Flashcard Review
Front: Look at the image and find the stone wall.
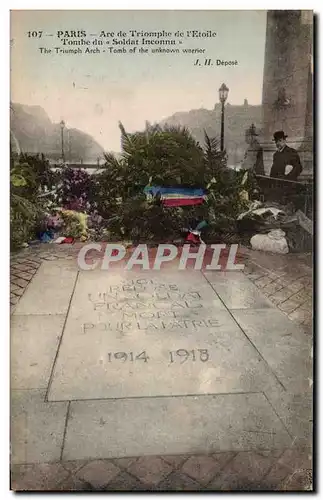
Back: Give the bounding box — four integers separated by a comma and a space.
261, 10, 313, 178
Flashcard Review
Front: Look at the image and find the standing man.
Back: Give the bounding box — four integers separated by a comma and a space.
240, 124, 265, 175
270, 130, 303, 180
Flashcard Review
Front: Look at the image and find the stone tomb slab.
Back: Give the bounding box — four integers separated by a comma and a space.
13, 260, 78, 316
11, 390, 68, 464
203, 271, 273, 310
11, 314, 65, 390
63, 393, 292, 460
232, 309, 312, 393
48, 270, 282, 401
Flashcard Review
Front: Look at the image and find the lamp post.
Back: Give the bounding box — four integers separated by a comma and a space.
60, 120, 65, 163
218, 83, 229, 152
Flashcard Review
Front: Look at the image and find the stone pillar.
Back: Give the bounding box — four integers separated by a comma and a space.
261, 10, 313, 178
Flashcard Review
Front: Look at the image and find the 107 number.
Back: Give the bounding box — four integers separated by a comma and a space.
27, 31, 43, 38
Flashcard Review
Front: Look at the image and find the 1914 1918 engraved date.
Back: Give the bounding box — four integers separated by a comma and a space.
106, 349, 210, 364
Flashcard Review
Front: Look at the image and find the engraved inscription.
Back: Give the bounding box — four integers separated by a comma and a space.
104, 349, 210, 364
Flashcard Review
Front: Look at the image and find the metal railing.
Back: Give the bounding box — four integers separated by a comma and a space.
255, 174, 313, 219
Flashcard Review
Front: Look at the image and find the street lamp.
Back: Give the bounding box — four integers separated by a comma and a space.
60, 120, 65, 163
218, 83, 229, 152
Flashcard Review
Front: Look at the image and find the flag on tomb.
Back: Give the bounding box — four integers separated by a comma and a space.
144, 186, 206, 207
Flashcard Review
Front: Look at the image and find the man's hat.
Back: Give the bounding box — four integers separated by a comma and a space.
273, 130, 288, 141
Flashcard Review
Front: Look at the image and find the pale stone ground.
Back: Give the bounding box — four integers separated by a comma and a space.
10, 244, 313, 491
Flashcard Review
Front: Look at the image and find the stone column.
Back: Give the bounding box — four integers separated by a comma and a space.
261, 10, 313, 178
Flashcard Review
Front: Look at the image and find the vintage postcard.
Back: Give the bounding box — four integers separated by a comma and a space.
10, 10, 313, 491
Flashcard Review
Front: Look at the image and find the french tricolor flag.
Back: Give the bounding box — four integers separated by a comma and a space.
144, 186, 206, 207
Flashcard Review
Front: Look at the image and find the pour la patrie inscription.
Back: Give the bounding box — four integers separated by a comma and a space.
85, 278, 221, 333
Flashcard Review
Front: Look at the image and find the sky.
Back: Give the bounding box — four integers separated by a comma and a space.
10, 10, 267, 152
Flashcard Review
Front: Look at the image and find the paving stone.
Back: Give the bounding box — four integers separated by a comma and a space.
253, 275, 275, 289
75, 460, 120, 489
301, 323, 313, 336
161, 455, 189, 468
11, 390, 68, 464
282, 469, 313, 491
56, 476, 93, 491
268, 287, 296, 305
232, 309, 312, 393
203, 271, 273, 309
24, 259, 41, 268
286, 281, 307, 293
112, 457, 138, 470
10, 270, 25, 279
265, 391, 312, 447
260, 461, 291, 490
40, 254, 59, 260
156, 471, 202, 490
288, 280, 311, 298
61, 460, 89, 474
261, 282, 284, 295
11, 277, 29, 288
297, 276, 312, 287
24, 259, 42, 267
302, 297, 313, 309
11, 263, 32, 272
11, 314, 65, 390
12, 258, 28, 264
181, 454, 224, 485
104, 471, 149, 491
13, 260, 78, 315
291, 288, 312, 303
278, 298, 303, 314
10, 294, 20, 305
127, 456, 172, 485
209, 451, 237, 473
206, 450, 283, 491
248, 272, 267, 282
10, 286, 25, 296
63, 394, 291, 461
11, 462, 69, 491
278, 448, 312, 471
18, 271, 35, 281
288, 309, 312, 324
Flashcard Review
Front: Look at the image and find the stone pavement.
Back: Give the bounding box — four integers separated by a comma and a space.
10, 244, 313, 491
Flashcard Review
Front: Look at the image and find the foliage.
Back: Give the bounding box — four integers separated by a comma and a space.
10, 153, 57, 250
203, 130, 227, 183
10, 193, 41, 249
11, 153, 57, 201
88, 125, 255, 241
10, 124, 257, 248
101, 122, 205, 196
59, 209, 88, 239
56, 166, 93, 211
205, 170, 252, 237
